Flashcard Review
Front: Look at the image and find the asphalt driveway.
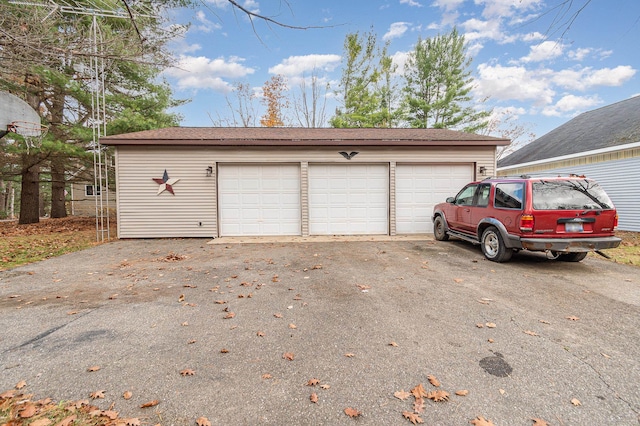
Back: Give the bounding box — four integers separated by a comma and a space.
1, 237, 639, 425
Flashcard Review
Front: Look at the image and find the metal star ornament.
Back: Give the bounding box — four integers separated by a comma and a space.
153, 169, 180, 195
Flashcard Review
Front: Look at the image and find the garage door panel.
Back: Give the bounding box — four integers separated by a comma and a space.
396, 164, 473, 234
219, 165, 301, 236
309, 164, 388, 235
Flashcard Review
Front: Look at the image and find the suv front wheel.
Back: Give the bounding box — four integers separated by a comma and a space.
433, 216, 449, 241
481, 226, 513, 262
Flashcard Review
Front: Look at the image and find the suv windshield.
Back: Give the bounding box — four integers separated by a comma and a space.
532, 179, 614, 210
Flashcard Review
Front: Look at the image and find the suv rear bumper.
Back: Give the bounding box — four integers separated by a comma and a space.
519, 236, 622, 252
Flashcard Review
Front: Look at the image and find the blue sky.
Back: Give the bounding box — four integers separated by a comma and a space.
163, 0, 640, 142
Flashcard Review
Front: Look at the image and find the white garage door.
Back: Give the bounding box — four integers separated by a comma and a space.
396, 164, 474, 234
309, 164, 388, 235
218, 165, 301, 236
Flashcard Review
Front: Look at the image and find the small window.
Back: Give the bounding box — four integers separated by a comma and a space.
455, 185, 478, 206
475, 184, 491, 207
494, 183, 523, 209
85, 185, 101, 196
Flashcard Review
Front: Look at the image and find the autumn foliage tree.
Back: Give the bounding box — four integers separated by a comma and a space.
260, 75, 289, 127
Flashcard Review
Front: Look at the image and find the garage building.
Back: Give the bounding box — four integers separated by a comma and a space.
101, 127, 509, 238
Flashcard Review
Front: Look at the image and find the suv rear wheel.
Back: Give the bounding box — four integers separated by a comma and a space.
433, 216, 449, 241
481, 226, 513, 262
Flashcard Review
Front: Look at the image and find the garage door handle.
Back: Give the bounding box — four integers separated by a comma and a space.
464, 208, 470, 212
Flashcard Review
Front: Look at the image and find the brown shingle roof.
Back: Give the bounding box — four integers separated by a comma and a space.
101, 127, 510, 146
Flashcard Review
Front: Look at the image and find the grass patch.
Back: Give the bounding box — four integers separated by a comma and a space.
600, 231, 640, 266
0, 217, 114, 271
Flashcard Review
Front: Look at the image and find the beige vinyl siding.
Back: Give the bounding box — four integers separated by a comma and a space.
114, 145, 495, 238
115, 147, 217, 238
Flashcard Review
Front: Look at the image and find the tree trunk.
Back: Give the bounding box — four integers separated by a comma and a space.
50, 157, 67, 218
19, 155, 40, 224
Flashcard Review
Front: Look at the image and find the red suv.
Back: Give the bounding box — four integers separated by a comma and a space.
432, 175, 621, 262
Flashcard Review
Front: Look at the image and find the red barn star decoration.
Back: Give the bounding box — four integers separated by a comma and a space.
153, 169, 180, 195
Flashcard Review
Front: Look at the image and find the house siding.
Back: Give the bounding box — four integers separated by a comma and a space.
114, 145, 495, 238
70, 182, 116, 216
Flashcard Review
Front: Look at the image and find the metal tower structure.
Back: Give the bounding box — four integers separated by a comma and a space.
9, 0, 156, 241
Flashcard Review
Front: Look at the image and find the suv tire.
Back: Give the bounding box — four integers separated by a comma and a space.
433, 216, 449, 241
556, 252, 588, 262
481, 226, 513, 262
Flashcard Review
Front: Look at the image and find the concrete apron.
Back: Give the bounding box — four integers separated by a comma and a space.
208, 234, 433, 244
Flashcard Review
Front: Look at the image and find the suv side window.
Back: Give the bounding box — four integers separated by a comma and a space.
475, 183, 491, 207
455, 184, 478, 206
494, 183, 524, 209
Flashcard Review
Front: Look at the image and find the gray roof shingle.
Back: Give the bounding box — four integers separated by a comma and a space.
499, 95, 640, 167
101, 127, 509, 146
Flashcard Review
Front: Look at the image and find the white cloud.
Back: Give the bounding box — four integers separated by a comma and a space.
461, 18, 504, 42
194, 10, 222, 33
522, 31, 545, 42
391, 50, 410, 74
431, 0, 464, 11
384, 22, 410, 41
165, 55, 255, 92
542, 94, 602, 117
400, 0, 423, 7
567, 47, 592, 61
520, 40, 565, 63
553, 65, 637, 90
269, 54, 342, 77
475, 63, 555, 105
476, 0, 543, 19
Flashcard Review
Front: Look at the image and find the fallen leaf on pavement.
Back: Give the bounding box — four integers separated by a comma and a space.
283, 352, 295, 361
389, 341, 398, 347
90, 390, 105, 399
470, 416, 495, 426
394, 390, 411, 400
486, 322, 496, 328
15, 380, 26, 389
223, 312, 235, 319
571, 398, 582, 406
180, 369, 195, 376
262, 373, 272, 379
122, 418, 140, 426
524, 330, 539, 336
344, 407, 361, 418
403, 411, 424, 424
344, 353, 355, 358
566, 316, 580, 321
427, 375, 441, 387
310, 393, 318, 403
87, 366, 100, 372
456, 390, 469, 396
426, 390, 449, 402
123, 391, 133, 400
196, 417, 211, 426
411, 384, 428, 399
306, 378, 320, 386
140, 400, 159, 408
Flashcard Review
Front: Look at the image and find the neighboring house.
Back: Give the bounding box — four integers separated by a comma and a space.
69, 181, 116, 216
101, 127, 508, 238
497, 96, 640, 232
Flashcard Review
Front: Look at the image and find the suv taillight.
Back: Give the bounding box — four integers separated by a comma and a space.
614, 214, 619, 229
520, 214, 534, 232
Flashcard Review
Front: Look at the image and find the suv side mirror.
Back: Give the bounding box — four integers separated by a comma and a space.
446, 197, 455, 204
